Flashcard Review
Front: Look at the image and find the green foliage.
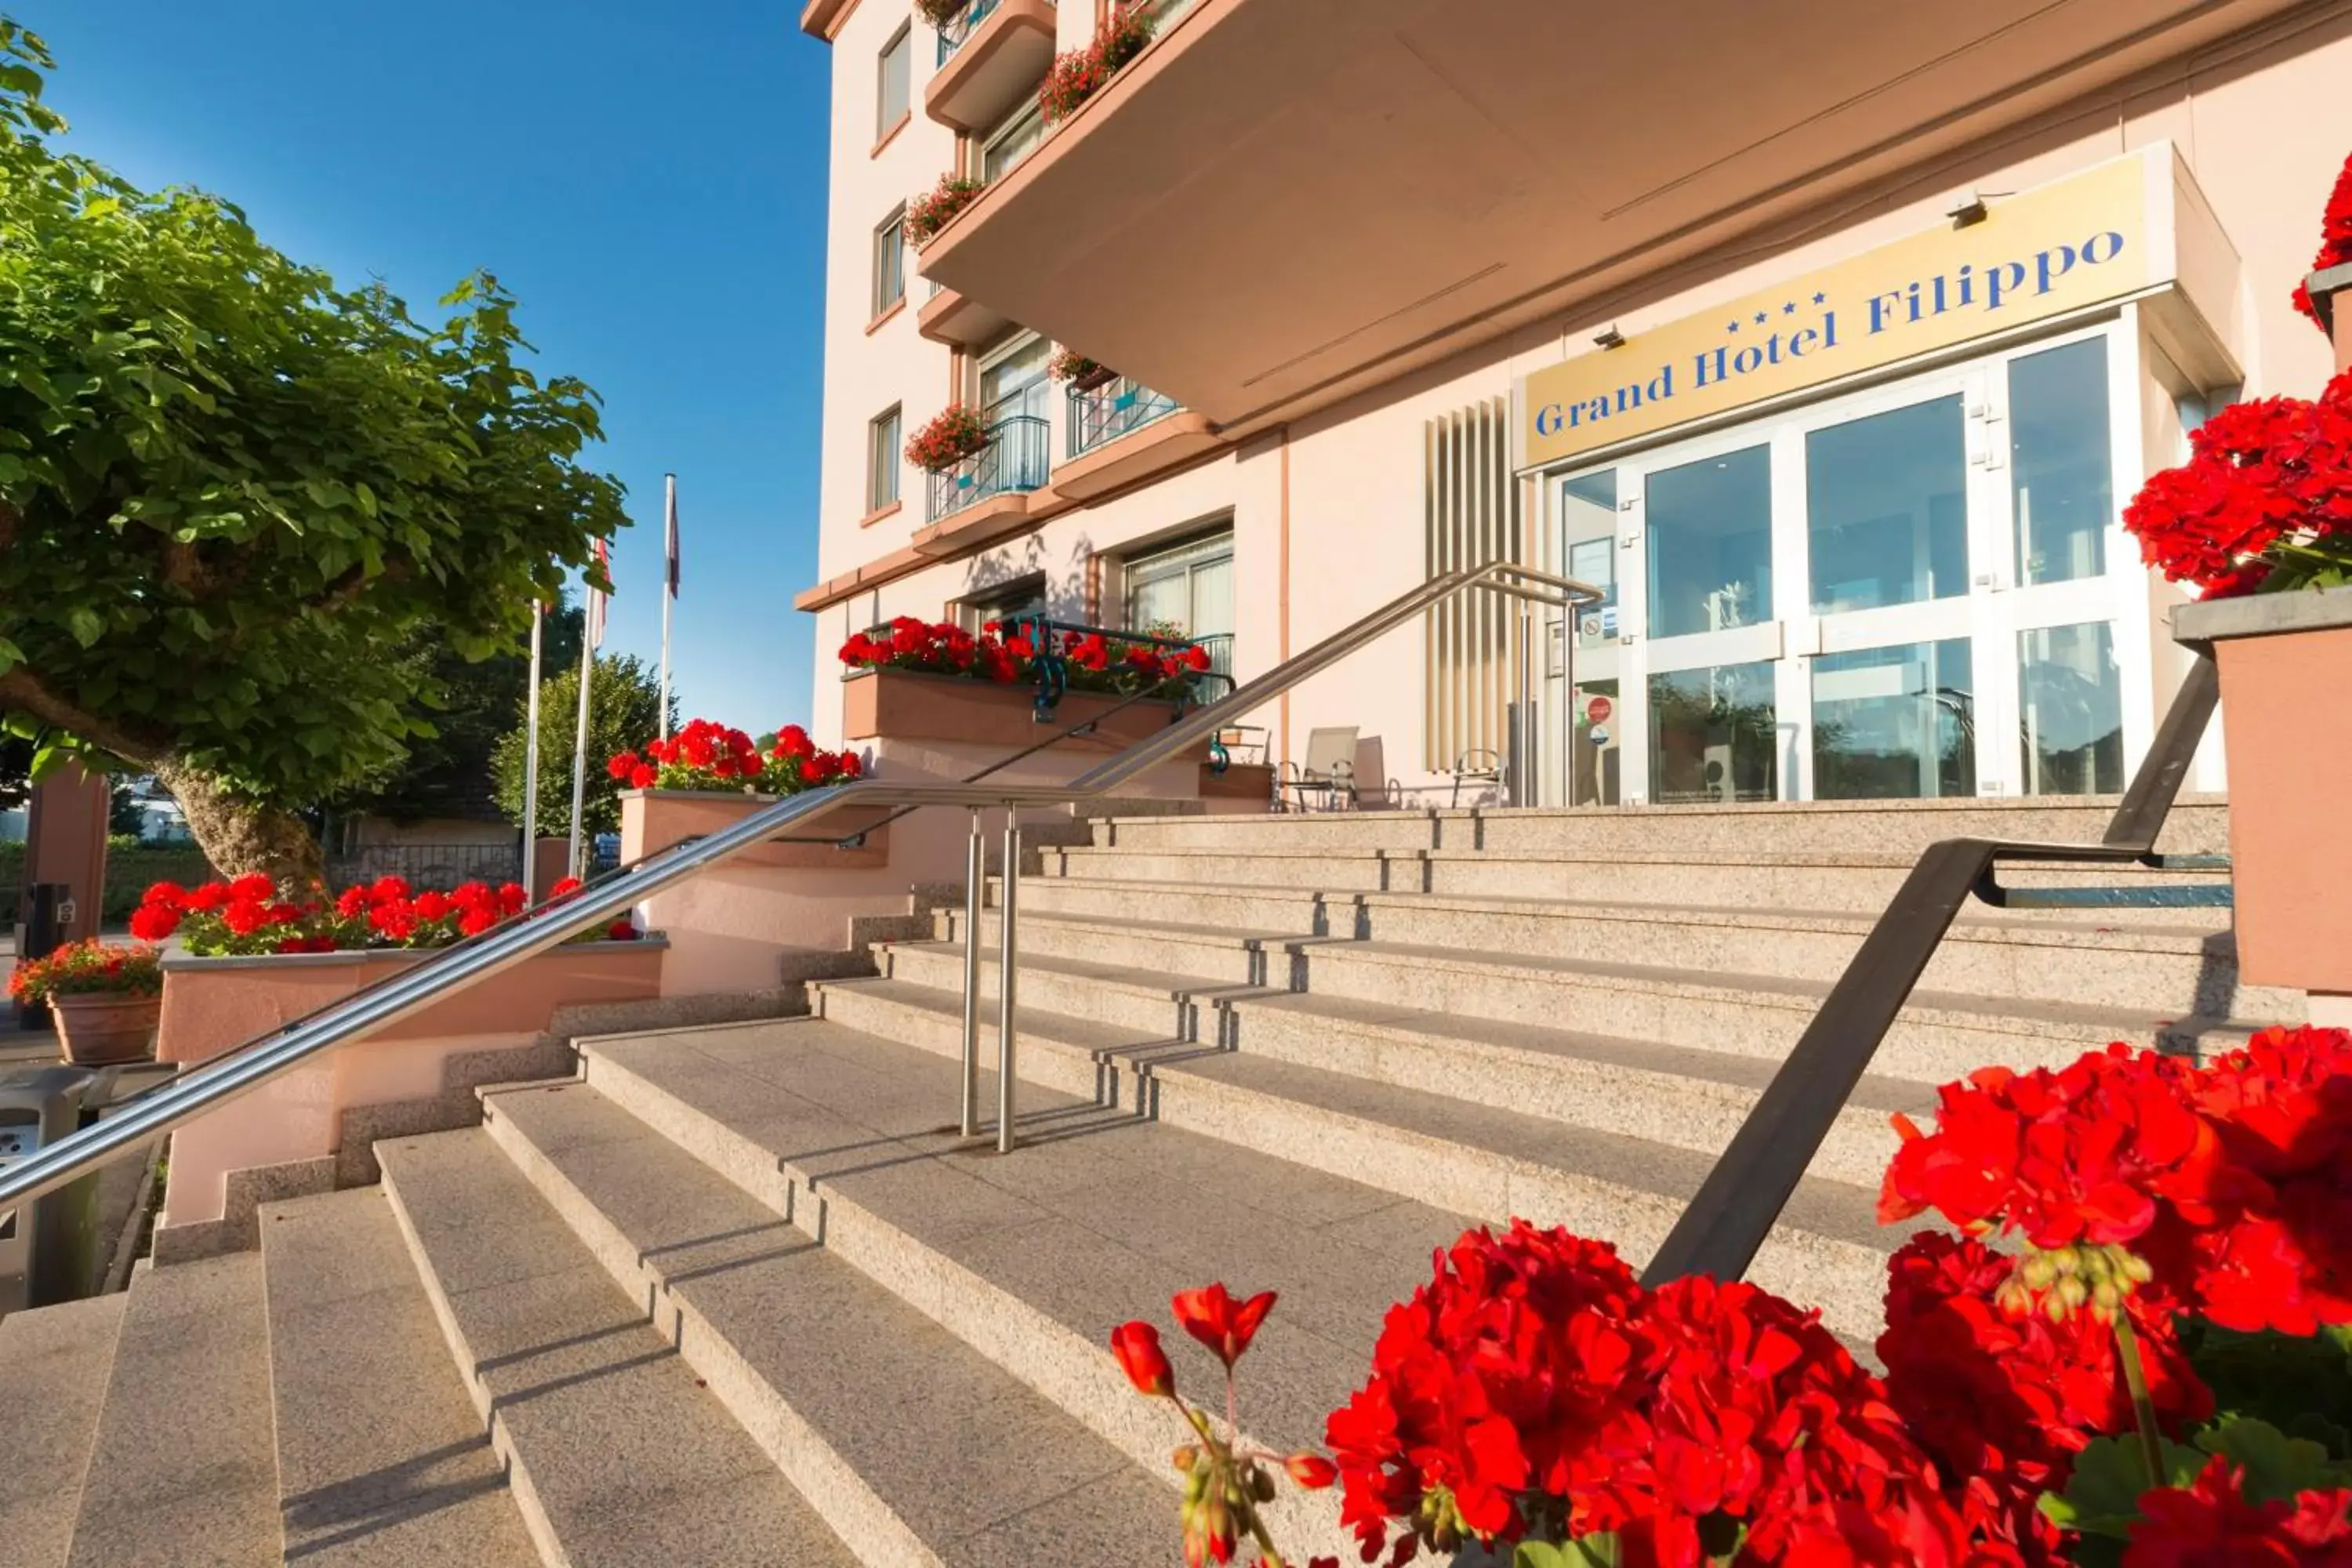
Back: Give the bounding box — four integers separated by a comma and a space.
489, 653, 670, 840
2183, 1322, 2352, 1459
2045, 1418, 2352, 1561
0, 731, 25, 811
0, 25, 626, 816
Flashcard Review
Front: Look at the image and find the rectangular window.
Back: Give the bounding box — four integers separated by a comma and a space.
1124, 529, 1235, 675
877, 25, 910, 136
961, 575, 1047, 632
1646, 445, 1773, 640
981, 100, 1045, 184
867, 406, 901, 513
2020, 622, 2122, 795
1806, 394, 1968, 614
871, 209, 905, 318
1561, 470, 1619, 648
1812, 639, 1974, 800
2011, 337, 2113, 586
1649, 661, 1777, 804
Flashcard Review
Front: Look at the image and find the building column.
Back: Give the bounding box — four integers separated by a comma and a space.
21, 761, 111, 948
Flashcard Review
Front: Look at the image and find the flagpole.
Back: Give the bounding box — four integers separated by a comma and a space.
659, 472, 677, 740
521, 600, 543, 899
568, 618, 594, 880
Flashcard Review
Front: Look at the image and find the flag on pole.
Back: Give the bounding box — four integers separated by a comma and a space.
664, 477, 680, 598
659, 475, 677, 741
586, 538, 610, 650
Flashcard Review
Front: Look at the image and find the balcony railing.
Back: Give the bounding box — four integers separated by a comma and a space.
935, 0, 1002, 64
927, 413, 1050, 523
1067, 376, 1178, 459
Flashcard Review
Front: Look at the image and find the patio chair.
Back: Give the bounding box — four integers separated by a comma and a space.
1448, 747, 1503, 807
1276, 727, 1359, 812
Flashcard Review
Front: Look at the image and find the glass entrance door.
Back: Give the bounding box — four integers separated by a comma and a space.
1562, 321, 2132, 807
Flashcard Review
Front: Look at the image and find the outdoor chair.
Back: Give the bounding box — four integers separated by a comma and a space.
1448, 747, 1503, 807
1276, 727, 1359, 812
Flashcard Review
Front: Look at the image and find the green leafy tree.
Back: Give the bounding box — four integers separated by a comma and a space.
0, 24, 626, 877
490, 654, 671, 842
334, 601, 585, 824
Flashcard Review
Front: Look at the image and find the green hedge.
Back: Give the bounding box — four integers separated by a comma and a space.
0, 841, 221, 926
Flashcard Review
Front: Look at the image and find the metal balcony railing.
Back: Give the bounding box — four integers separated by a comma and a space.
927, 413, 1049, 524
1068, 376, 1178, 459
935, 0, 1002, 64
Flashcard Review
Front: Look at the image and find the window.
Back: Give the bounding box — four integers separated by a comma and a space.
981, 100, 1045, 184
2010, 337, 2112, 586
978, 332, 1051, 422
867, 406, 902, 513
1806, 394, 1967, 614
1812, 639, 1974, 800
1123, 529, 1234, 675
2019, 622, 2122, 794
960, 575, 1047, 632
1649, 661, 1777, 804
876, 25, 910, 137
871, 209, 906, 318
1646, 445, 1773, 640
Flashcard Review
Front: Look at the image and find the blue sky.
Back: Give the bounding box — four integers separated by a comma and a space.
36, 0, 831, 730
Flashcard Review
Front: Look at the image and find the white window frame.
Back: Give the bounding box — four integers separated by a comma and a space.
867, 405, 902, 513
980, 99, 1045, 185
871, 207, 906, 319
876, 24, 911, 138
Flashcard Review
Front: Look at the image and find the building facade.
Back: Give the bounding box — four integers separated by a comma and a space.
796, 0, 2352, 810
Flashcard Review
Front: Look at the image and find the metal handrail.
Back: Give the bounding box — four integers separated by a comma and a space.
0, 559, 1600, 1207
1639, 653, 2221, 1288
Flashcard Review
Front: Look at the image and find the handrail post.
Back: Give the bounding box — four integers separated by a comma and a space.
960, 808, 984, 1138
996, 812, 1022, 1153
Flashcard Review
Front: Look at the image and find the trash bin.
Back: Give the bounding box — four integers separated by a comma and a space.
0, 1065, 101, 1314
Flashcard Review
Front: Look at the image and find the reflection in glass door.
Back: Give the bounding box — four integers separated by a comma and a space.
1560, 470, 1622, 805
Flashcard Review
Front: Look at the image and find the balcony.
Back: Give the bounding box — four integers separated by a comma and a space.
916, 280, 1014, 349
915, 411, 1050, 556
925, 0, 1056, 133
913, 0, 2302, 440
1053, 375, 1223, 503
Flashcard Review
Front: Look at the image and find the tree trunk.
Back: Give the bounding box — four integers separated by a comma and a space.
152, 758, 325, 884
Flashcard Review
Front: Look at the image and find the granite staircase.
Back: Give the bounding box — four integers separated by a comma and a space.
0, 798, 2288, 1566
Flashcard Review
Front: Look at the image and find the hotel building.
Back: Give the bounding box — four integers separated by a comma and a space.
794, 0, 2352, 810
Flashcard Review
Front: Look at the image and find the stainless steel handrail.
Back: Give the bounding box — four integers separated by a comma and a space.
0, 561, 1598, 1211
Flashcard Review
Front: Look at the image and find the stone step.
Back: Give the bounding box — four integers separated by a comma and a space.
376, 1129, 862, 1568
259, 1188, 539, 1566
1087, 797, 2232, 857
806, 975, 1895, 1336
571, 1016, 1473, 1565
1043, 846, 2232, 914
477, 1077, 1184, 1568
815, 970, 1914, 1189
0, 1294, 128, 1568
64, 1255, 281, 1568
948, 897, 2269, 1019
875, 935, 2257, 1087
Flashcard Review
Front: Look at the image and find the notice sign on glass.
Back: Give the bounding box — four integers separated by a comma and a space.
1519, 153, 2155, 470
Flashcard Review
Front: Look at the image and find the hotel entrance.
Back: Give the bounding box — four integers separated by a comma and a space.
1553, 321, 2139, 807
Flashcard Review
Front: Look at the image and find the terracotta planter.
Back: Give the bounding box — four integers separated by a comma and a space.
840, 667, 1206, 757
2174, 586, 2352, 991
620, 789, 893, 869
49, 991, 162, 1065
1069, 365, 1116, 392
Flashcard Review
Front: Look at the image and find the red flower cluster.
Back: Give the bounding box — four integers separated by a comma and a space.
1878, 1232, 2212, 1560
2290, 149, 2352, 332
1323, 1221, 1964, 1566
840, 615, 1210, 697
5, 939, 163, 1004
1039, 2, 1154, 122
2121, 371, 2352, 595
608, 720, 861, 797
2125, 1455, 2352, 1566
903, 174, 985, 248
129, 874, 593, 957
1881, 1029, 2352, 1338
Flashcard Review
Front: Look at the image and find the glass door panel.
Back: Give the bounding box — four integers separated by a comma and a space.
1806, 395, 1968, 614
2010, 337, 2112, 587
1648, 661, 1777, 804
1646, 446, 1771, 638
2019, 622, 2124, 794
1811, 639, 1975, 799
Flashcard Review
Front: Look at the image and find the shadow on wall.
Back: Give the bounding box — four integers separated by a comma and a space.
956, 532, 1095, 618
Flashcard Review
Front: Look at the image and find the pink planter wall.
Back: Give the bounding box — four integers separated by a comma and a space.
156, 941, 664, 1232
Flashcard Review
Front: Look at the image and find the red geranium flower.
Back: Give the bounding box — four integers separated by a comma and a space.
1110, 1320, 1174, 1397
228, 872, 275, 902
2125, 1454, 2352, 1566
606, 750, 641, 781
1171, 1283, 1277, 1369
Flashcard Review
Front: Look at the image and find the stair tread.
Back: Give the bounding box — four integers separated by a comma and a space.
377, 1129, 861, 1568
260, 1187, 539, 1566
483, 1080, 1185, 1566
896, 935, 2275, 1037
65, 1254, 281, 1568
584, 1017, 1479, 1460
0, 1292, 128, 1568
1058, 845, 2230, 872
830, 969, 1929, 1111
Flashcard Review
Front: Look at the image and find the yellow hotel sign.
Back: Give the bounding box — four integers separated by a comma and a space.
1519, 155, 2150, 469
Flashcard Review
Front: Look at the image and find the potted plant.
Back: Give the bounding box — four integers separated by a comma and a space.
2292, 149, 2352, 371
2138, 346, 2351, 997
905, 173, 985, 247
7, 939, 164, 1065
913, 0, 967, 25
1038, 3, 1155, 124
837, 615, 1214, 749
1050, 346, 1116, 392
903, 404, 992, 471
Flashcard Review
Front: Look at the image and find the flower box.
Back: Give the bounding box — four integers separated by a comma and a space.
619, 789, 893, 870
2173, 586, 2352, 993
52, 993, 162, 1065
840, 666, 1204, 756
157, 938, 666, 1068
